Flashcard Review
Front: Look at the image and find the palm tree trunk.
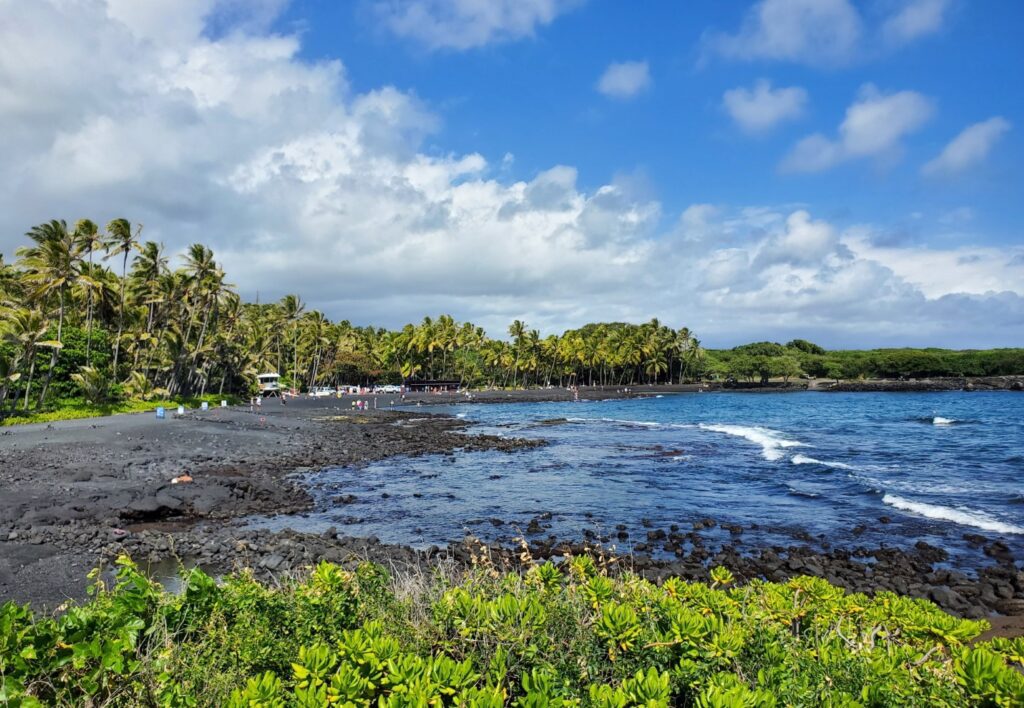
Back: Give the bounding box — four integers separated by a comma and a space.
292, 328, 300, 391
37, 289, 64, 409
23, 357, 35, 411
112, 251, 129, 375
85, 249, 94, 366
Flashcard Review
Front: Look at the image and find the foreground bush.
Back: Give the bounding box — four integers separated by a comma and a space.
1, 556, 1023, 706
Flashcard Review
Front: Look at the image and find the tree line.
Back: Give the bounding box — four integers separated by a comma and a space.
703, 340, 1024, 385
0, 219, 707, 416
1, 219, 1021, 417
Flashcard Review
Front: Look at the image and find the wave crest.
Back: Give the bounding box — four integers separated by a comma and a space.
882, 494, 1024, 535
698, 423, 804, 461
791, 454, 854, 470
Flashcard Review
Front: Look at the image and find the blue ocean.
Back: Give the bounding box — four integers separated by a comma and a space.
263, 392, 1024, 565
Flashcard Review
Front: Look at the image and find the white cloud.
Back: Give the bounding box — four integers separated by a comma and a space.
685, 207, 1024, 346
675, 204, 720, 242
723, 80, 807, 134
369, 0, 580, 51
845, 231, 1024, 298
0, 0, 1021, 347
706, 0, 952, 67
882, 0, 950, 44
596, 61, 651, 100
706, 0, 862, 65
756, 210, 843, 265
782, 84, 932, 172
922, 117, 1011, 177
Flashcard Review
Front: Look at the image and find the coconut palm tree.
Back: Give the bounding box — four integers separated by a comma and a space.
130, 241, 169, 336
2, 307, 49, 411
279, 294, 305, 389
17, 220, 81, 407
507, 319, 527, 387
72, 219, 103, 364
103, 218, 140, 375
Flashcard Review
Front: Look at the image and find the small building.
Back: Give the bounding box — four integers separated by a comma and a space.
257, 372, 281, 397
404, 379, 461, 393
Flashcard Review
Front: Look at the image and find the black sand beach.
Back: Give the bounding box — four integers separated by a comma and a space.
1, 389, 1022, 636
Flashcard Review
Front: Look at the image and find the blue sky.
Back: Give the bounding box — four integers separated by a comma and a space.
279, 0, 1023, 244
1, 0, 1022, 347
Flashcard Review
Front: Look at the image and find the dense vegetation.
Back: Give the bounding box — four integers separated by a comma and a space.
703, 341, 1024, 385
2, 554, 1022, 706
2, 219, 1022, 422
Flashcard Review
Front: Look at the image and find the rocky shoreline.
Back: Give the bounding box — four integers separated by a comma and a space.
14, 514, 1022, 622
396, 376, 1024, 406
826, 375, 1024, 393
1, 392, 1022, 636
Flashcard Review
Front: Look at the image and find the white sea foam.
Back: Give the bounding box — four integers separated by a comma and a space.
455, 413, 467, 418
932, 416, 956, 425
698, 423, 804, 461
600, 417, 662, 428
882, 494, 1024, 534
791, 454, 854, 470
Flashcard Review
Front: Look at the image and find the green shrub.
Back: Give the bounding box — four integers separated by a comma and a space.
2, 555, 1023, 706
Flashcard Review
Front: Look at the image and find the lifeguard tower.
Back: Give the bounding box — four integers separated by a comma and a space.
257, 372, 281, 398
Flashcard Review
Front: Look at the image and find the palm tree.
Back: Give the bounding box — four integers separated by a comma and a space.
303, 311, 331, 388
72, 219, 102, 364
130, 241, 168, 336
17, 220, 80, 407
0, 350, 20, 417
279, 294, 305, 389
2, 307, 49, 411
103, 218, 140, 375
507, 319, 527, 388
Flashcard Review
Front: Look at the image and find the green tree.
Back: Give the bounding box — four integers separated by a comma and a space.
17, 220, 80, 407
103, 218, 140, 376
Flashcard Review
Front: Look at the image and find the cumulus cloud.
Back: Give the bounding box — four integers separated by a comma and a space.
595, 61, 651, 100
0, 0, 1021, 347
706, 0, 952, 66
686, 208, 1024, 346
368, 0, 580, 51
844, 231, 1024, 298
781, 84, 933, 172
922, 117, 1012, 177
881, 0, 950, 44
675, 204, 720, 242
722, 80, 807, 134
705, 0, 862, 65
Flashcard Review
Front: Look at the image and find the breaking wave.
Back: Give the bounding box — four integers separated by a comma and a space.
882, 495, 1024, 535
791, 454, 854, 470
698, 424, 804, 461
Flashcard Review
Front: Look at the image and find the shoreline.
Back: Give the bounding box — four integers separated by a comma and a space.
1, 393, 1022, 636
396, 376, 1024, 407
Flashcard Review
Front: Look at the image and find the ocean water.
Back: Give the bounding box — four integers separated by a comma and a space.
256, 392, 1024, 566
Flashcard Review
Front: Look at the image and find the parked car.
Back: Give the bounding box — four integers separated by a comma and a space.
309, 386, 336, 397
374, 384, 401, 393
